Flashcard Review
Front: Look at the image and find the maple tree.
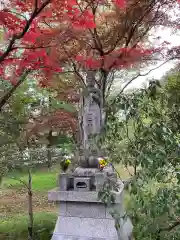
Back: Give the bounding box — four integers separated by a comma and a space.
34, 0, 178, 140
0, 0, 179, 140
0, 0, 85, 110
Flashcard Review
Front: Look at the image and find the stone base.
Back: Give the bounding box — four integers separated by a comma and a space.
48, 188, 133, 240
52, 216, 117, 240
51, 215, 133, 240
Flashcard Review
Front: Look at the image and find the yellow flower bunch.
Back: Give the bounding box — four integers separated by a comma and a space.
65, 159, 71, 164
99, 158, 107, 169
60, 158, 71, 172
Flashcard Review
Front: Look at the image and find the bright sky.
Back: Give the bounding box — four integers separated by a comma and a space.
125, 27, 180, 90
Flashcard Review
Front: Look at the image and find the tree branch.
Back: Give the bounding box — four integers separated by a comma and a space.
0, 0, 51, 63
110, 59, 172, 107
158, 218, 180, 234
0, 71, 30, 112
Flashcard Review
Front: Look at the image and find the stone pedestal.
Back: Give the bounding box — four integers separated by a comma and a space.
48, 167, 133, 240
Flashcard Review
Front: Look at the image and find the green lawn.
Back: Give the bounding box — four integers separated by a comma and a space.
0, 212, 57, 240
1, 167, 59, 191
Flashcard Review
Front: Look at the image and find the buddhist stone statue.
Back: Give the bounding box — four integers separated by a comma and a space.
78, 70, 103, 168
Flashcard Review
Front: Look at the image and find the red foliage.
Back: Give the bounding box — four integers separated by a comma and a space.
26, 109, 78, 138
75, 47, 158, 70
0, 0, 178, 137
0, 0, 178, 78
0, 0, 128, 81
0, 0, 96, 82
113, 0, 126, 8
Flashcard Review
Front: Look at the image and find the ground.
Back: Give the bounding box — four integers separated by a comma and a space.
0, 169, 58, 220
0, 164, 132, 239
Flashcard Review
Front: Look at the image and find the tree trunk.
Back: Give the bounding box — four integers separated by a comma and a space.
28, 170, 33, 240
47, 146, 52, 169
46, 96, 53, 169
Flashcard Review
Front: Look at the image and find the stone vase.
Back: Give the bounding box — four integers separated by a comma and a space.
58, 173, 69, 191
95, 172, 105, 191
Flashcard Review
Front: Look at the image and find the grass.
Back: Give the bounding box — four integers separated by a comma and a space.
0, 212, 57, 240
1, 167, 59, 191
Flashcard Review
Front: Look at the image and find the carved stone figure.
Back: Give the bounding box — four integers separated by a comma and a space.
78, 70, 103, 168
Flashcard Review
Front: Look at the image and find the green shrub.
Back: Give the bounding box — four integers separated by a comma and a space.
0, 212, 57, 240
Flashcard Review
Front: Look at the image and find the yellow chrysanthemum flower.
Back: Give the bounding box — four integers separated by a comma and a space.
66, 159, 71, 164
99, 158, 107, 170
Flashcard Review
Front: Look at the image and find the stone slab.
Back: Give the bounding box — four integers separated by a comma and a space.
58, 202, 106, 218
48, 188, 123, 203
58, 201, 126, 220
51, 215, 133, 240
51, 234, 106, 240
53, 216, 118, 239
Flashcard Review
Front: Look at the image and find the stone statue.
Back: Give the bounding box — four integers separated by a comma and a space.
78, 70, 103, 168
49, 73, 134, 240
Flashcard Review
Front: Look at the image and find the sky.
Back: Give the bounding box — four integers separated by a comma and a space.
123, 27, 180, 91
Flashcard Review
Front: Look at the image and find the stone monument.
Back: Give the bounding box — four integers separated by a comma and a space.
48, 71, 133, 240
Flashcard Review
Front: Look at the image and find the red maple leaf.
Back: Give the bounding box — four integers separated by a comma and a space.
113, 0, 126, 8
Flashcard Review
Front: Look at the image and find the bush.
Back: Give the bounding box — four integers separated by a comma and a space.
0, 212, 57, 240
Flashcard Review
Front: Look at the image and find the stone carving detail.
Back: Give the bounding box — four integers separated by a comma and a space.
78, 70, 103, 168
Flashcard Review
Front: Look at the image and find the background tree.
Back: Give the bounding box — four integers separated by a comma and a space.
101, 69, 180, 239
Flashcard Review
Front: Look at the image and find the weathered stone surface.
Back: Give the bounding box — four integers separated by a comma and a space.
108, 173, 117, 185
73, 167, 100, 177
65, 202, 106, 218
65, 190, 98, 202
57, 202, 66, 216
51, 234, 106, 240
74, 177, 91, 192
53, 216, 118, 239
58, 201, 125, 220
48, 188, 123, 203
53, 207, 133, 240
95, 172, 105, 191
58, 173, 69, 191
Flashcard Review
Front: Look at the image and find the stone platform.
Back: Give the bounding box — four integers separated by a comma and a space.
48, 168, 133, 240
48, 190, 133, 239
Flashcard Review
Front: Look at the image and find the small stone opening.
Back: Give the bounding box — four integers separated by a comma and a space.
76, 182, 87, 188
